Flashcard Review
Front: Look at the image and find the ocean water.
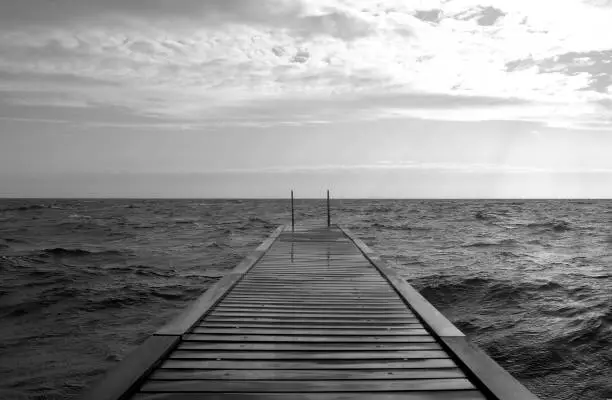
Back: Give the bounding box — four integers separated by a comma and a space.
0, 199, 610, 400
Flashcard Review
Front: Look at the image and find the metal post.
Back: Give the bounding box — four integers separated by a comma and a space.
327, 189, 330, 227
291, 190, 295, 232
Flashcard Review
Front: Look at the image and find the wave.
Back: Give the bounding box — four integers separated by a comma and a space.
415, 275, 611, 373
243, 216, 276, 229
415, 275, 565, 312
150, 289, 185, 300
474, 210, 498, 220
498, 251, 521, 258
40, 248, 123, 257
462, 239, 518, 248
526, 220, 571, 231
366, 205, 394, 213
0, 204, 49, 212
3, 237, 27, 244
82, 294, 147, 311
371, 222, 430, 231
174, 219, 197, 225
133, 266, 176, 278
372, 222, 409, 230
205, 240, 225, 249
102, 264, 176, 278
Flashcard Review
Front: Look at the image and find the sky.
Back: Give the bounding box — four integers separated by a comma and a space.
1, 0, 612, 198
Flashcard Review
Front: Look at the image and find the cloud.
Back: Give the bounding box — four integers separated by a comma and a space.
1, 0, 612, 129
454, 6, 506, 26
476, 7, 506, 26
506, 50, 612, 93
292, 49, 311, 64
414, 10, 443, 23
0, 0, 379, 41
0, 0, 290, 26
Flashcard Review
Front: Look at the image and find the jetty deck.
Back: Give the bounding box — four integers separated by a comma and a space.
82, 225, 539, 400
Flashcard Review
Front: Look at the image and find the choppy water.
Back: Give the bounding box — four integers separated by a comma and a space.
0, 199, 610, 400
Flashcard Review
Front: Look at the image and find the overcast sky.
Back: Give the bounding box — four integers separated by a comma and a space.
1, 0, 612, 198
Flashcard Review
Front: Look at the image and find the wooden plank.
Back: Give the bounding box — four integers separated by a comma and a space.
338, 226, 464, 338
140, 378, 474, 392
200, 319, 420, 327
225, 296, 399, 300
218, 300, 407, 306
250, 261, 375, 264
239, 278, 385, 282
227, 290, 396, 295
156, 226, 284, 336
216, 303, 407, 309
254, 263, 373, 266
226, 290, 391, 295
207, 312, 413, 318
77, 335, 180, 400
180, 334, 436, 343
255, 259, 373, 262
260, 255, 367, 257
440, 336, 540, 400
242, 279, 381, 282
243, 277, 381, 281
226, 286, 390, 291
214, 304, 408, 311
151, 368, 465, 380
160, 358, 457, 370
203, 318, 420, 324
249, 266, 373, 268
255, 260, 371, 263
244, 273, 381, 276
238, 278, 384, 281
243, 274, 380, 278
213, 307, 408, 312
240, 277, 382, 281
133, 391, 487, 400
198, 315, 423, 328
191, 328, 429, 336
199, 323, 424, 330
229, 289, 394, 295
221, 298, 404, 304
204, 317, 418, 323
233, 284, 391, 289
169, 349, 449, 360
196, 325, 423, 333
223, 296, 401, 301
175, 342, 441, 351
248, 266, 375, 268
247, 270, 376, 274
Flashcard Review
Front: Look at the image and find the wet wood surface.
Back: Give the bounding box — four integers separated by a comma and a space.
127, 226, 486, 399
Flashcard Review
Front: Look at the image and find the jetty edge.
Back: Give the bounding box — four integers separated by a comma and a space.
79, 224, 539, 400
339, 225, 539, 400
79, 225, 284, 400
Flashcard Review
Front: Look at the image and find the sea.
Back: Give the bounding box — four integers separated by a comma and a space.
0, 199, 610, 400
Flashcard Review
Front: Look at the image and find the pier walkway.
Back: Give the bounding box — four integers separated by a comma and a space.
82, 225, 539, 400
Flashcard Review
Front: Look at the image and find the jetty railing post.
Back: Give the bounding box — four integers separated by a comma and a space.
327, 189, 330, 227
291, 190, 295, 232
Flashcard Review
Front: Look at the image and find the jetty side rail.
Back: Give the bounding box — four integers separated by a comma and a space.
338, 225, 539, 400
79, 225, 285, 400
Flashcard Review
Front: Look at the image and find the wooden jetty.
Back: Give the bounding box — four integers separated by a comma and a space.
81, 225, 539, 400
